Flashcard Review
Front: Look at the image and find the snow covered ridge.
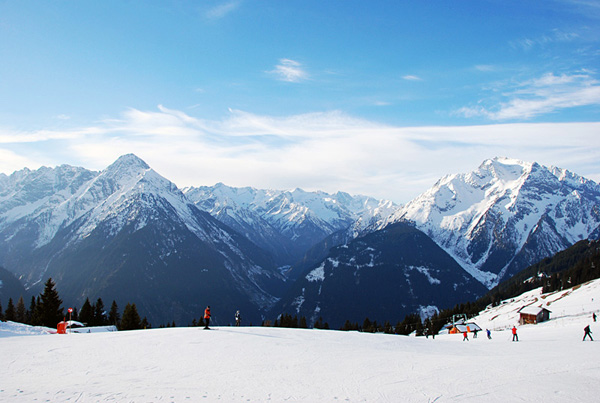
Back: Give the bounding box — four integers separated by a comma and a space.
183, 183, 397, 265
389, 157, 600, 288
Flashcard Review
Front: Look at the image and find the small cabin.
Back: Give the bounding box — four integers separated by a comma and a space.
518, 306, 551, 325
448, 322, 482, 334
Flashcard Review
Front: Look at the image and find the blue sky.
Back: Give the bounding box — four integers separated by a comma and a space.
1, 1, 599, 202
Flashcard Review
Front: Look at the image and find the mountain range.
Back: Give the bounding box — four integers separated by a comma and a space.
1, 155, 599, 326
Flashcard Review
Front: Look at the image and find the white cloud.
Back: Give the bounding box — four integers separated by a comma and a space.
474, 65, 497, 72
269, 59, 309, 83
457, 72, 600, 120
1, 107, 599, 203
402, 75, 422, 81
204, 1, 241, 20
511, 29, 580, 51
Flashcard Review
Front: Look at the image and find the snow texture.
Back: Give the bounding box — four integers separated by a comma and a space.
1, 278, 599, 402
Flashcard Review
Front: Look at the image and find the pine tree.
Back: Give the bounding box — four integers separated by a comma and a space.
16, 296, 27, 323
108, 300, 120, 327
120, 303, 142, 330
362, 317, 372, 332
4, 298, 16, 321
79, 298, 94, 325
38, 278, 64, 327
71, 307, 79, 321
28, 296, 37, 325
0, 301, 4, 321
94, 298, 106, 326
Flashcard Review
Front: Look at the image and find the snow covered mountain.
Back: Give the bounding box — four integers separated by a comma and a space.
183, 184, 396, 271
3, 154, 599, 327
389, 157, 600, 289
0, 154, 285, 325
272, 221, 487, 328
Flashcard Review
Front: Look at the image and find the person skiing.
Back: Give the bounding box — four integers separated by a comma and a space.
235, 310, 241, 327
204, 306, 211, 329
512, 326, 518, 342
486, 329, 492, 339
473, 329, 478, 338
463, 330, 469, 341
593, 313, 597, 322
583, 325, 593, 341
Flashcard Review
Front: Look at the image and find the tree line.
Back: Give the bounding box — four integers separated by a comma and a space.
0, 278, 148, 331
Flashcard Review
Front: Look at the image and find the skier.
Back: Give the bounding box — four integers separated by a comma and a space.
473, 329, 478, 338
593, 313, 597, 322
512, 326, 518, 342
235, 310, 241, 327
463, 330, 469, 341
486, 329, 492, 339
204, 306, 211, 329
583, 325, 593, 341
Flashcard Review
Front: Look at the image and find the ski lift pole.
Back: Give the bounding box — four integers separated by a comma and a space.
68, 308, 73, 334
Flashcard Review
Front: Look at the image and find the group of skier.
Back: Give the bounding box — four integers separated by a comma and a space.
460, 322, 594, 342
200, 306, 595, 340
201, 306, 242, 329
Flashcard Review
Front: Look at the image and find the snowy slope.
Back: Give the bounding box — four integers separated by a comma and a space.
392, 157, 600, 288
1, 280, 599, 402
470, 277, 600, 334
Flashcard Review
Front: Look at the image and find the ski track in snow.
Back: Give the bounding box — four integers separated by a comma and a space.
2, 280, 600, 402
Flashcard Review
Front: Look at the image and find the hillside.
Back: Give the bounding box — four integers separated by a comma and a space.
1, 278, 599, 402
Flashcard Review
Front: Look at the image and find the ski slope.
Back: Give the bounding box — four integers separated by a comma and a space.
2, 280, 600, 402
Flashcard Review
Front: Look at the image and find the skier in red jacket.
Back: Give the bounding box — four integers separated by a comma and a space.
512, 326, 518, 342
204, 306, 211, 329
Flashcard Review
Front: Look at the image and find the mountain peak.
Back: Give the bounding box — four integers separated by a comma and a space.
107, 154, 150, 172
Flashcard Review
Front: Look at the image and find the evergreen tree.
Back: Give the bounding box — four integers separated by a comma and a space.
313, 316, 329, 330
28, 296, 37, 325
37, 278, 64, 327
108, 300, 120, 327
120, 303, 142, 330
71, 307, 79, 322
79, 298, 94, 325
94, 298, 107, 326
299, 316, 307, 329
141, 316, 150, 329
4, 298, 16, 321
0, 300, 4, 321
341, 320, 359, 331
16, 296, 27, 323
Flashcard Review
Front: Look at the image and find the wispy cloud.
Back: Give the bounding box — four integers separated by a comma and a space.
204, 1, 241, 20
402, 75, 422, 81
457, 71, 600, 120
1, 107, 599, 203
511, 29, 580, 51
269, 59, 309, 83
474, 65, 497, 72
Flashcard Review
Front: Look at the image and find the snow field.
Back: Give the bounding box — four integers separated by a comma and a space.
1, 319, 599, 402
2, 279, 600, 402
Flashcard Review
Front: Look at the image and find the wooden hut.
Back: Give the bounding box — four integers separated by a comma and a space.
518, 306, 551, 325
